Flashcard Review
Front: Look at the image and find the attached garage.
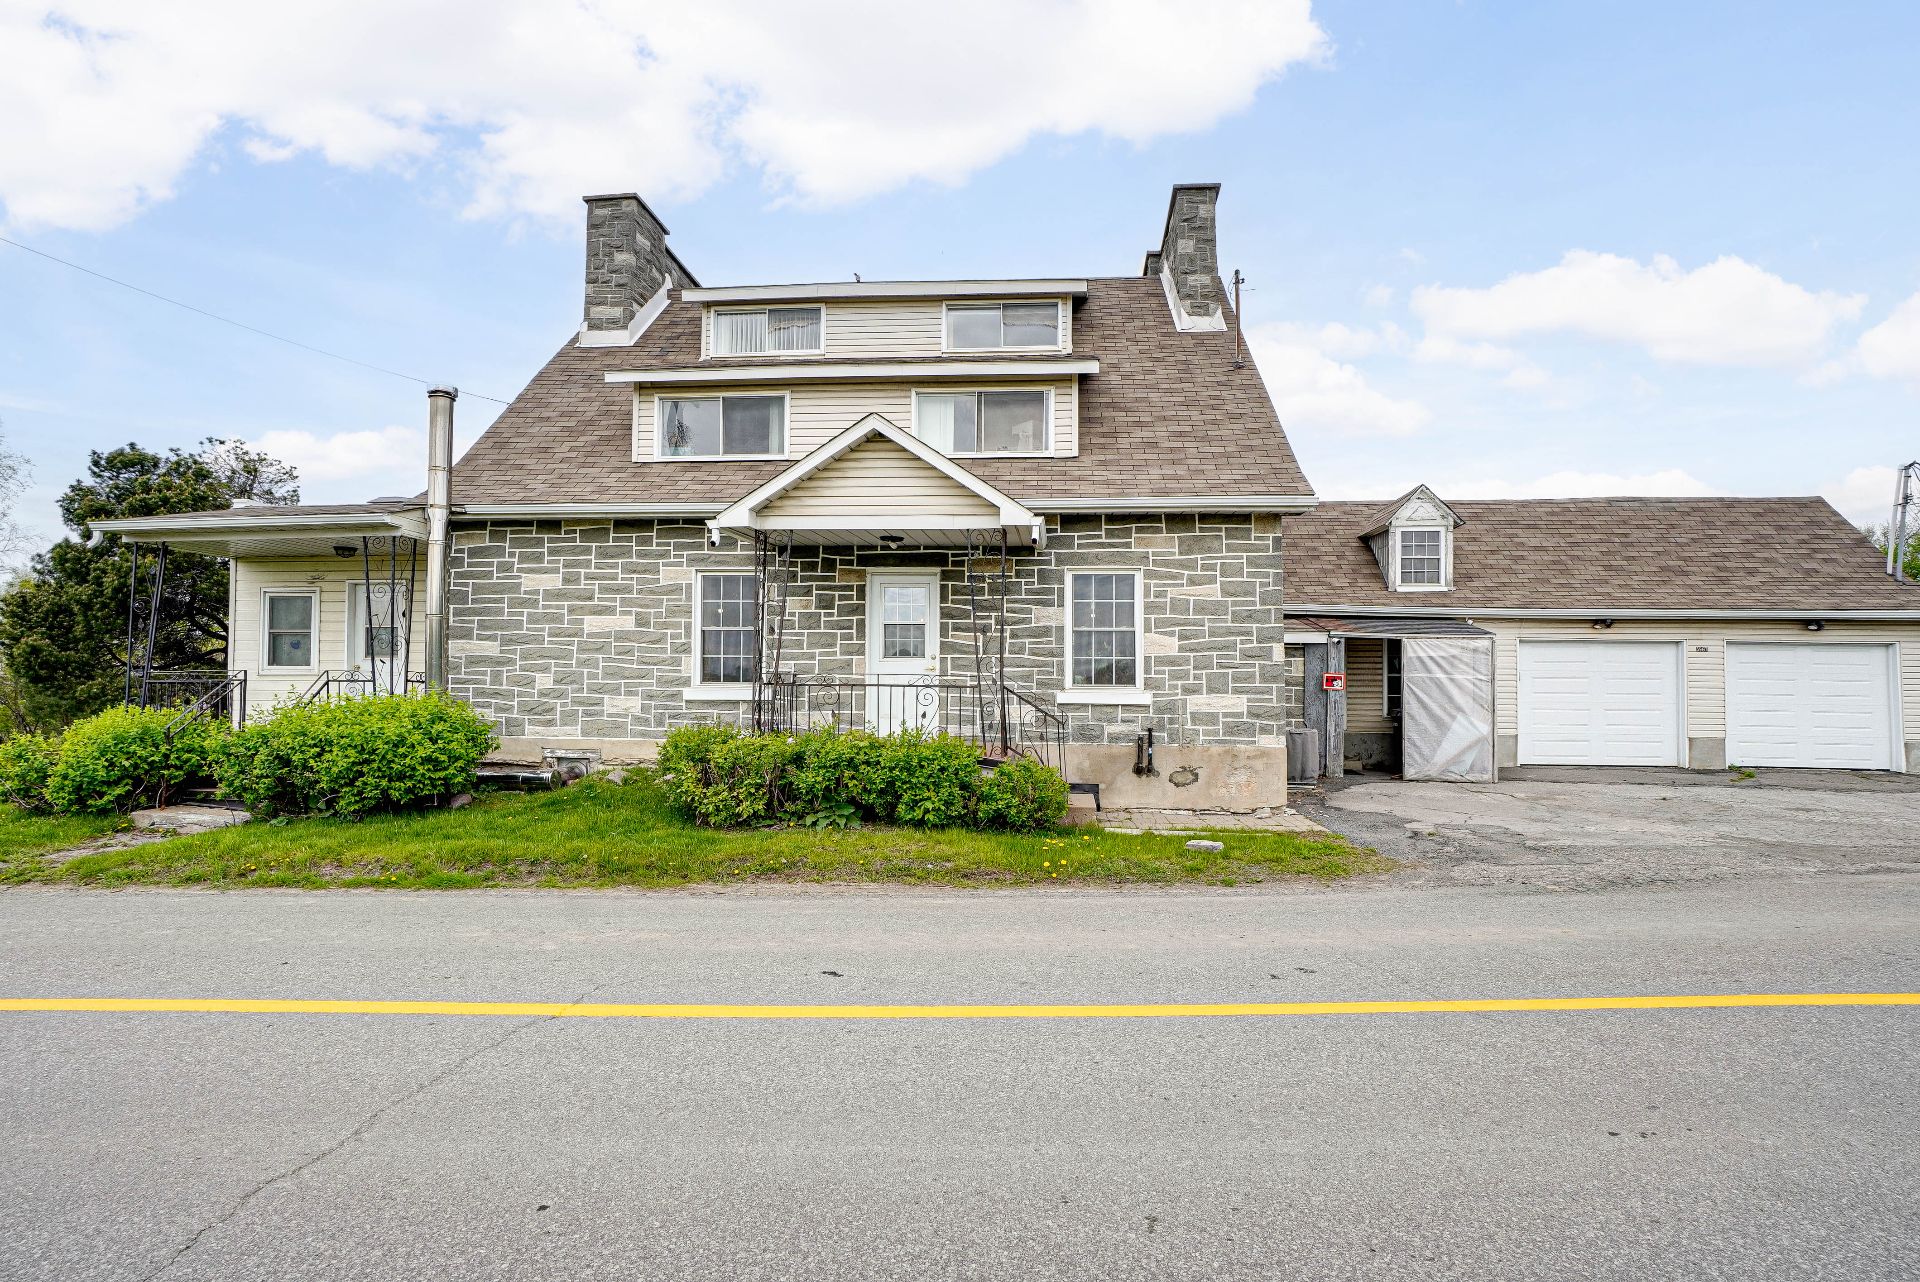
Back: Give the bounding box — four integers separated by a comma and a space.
1517, 640, 1682, 766
1725, 642, 1900, 770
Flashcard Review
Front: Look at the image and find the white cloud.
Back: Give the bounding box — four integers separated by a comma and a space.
1411, 334, 1548, 388
250, 425, 422, 484
1246, 322, 1429, 438
1822, 465, 1902, 526
1361, 284, 1394, 309
0, 1, 1327, 231
1857, 291, 1920, 386
1258, 320, 1402, 360
1412, 250, 1864, 367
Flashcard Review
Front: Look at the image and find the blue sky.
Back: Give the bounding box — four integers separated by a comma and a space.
3, 1, 1918, 560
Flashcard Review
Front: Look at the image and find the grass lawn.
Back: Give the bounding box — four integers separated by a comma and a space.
0, 807, 124, 864
1, 774, 1387, 890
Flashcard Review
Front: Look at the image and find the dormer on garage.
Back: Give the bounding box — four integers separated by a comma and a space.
683, 280, 1085, 360
1359, 485, 1465, 593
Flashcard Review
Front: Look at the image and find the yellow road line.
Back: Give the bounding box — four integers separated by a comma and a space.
0, 993, 1916, 1020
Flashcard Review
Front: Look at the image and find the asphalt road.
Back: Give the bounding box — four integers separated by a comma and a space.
3, 877, 1918, 1281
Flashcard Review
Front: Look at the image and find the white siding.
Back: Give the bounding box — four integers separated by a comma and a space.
759, 439, 999, 521
1483, 619, 1920, 769
698, 298, 1073, 359
229, 558, 426, 714
632, 379, 1077, 460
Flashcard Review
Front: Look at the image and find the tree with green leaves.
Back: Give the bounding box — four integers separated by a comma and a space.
0, 439, 298, 730
1867, 521, 1920, 584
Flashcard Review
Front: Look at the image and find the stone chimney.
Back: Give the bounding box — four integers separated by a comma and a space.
1145, 183, 1225, 332
581, 193, 698, 345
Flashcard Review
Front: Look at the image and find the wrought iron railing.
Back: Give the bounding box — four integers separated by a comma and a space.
155, 673, 248, 805
300, 671, 429, 702
752, 675, 1069, 771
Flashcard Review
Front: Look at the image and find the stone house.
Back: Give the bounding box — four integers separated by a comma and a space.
96, 184, 1920, 800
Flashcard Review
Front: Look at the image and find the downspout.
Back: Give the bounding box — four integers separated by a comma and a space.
424, 387, 457, 691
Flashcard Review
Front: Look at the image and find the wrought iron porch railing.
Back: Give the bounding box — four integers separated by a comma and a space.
156, 672, 248, 805
752, 675, 1069, 772
300, 671, 429, 702
131, 671, 245, 719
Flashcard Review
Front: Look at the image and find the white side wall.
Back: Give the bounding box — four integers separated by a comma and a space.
229, 558, 427, 715
1481, 618, 1920, 771
698, 298, 1074, 359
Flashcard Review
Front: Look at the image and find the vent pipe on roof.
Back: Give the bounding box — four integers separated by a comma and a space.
424, 387, 457, 691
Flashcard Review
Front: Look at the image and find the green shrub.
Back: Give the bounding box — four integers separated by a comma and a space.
783, 726, 884, 820
42, 705, 224, 815
0, 734, 59, 813
976, 756, 1071, 832
215, 693, 494, 818
654, 722, 743, 815
875, 729, 982, 828
687, 732, 802, 827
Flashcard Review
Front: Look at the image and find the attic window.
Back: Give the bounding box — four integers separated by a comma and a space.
659, 394, 785, 458
1397, 528, 1444, 587
913, 389, 1049, 454
712, 306, 823, 356
946, 301, 1060, 350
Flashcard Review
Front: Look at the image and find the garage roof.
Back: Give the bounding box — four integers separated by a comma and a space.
1284, 496, 1920, 615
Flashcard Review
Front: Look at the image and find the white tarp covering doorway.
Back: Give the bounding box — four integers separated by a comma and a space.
1401, 637, 1496, 782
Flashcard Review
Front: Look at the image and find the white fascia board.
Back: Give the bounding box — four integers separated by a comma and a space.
1286, 603, 1920, 622
682, 279, 1088, 303
455, 503, 721, 520
577, 282, 672, 347
89, 510, 427, 542
1031, 495, 1319, 514
1159, 264, 1228, 333
606, 359, 1098, 385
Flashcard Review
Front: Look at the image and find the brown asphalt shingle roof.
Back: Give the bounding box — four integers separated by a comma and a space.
1284, 497, 1920, 613
449, 277, 1312, 505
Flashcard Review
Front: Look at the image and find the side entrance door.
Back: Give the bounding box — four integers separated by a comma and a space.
347, 581, 413, 696
866, 572, 940, 732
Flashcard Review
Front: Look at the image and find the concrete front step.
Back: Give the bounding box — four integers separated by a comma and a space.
131, 804, 254, 834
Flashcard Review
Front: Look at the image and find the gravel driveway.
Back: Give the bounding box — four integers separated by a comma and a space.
1296, 767, 1920, 891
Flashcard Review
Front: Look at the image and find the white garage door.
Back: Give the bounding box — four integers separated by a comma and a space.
1725, 643, 1896, 770
1518, 641, 1682, 765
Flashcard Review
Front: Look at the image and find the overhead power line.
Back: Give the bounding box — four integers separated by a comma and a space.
0, 233, 510, 405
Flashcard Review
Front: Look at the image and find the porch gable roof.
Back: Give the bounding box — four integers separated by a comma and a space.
709, 414, 1042, 545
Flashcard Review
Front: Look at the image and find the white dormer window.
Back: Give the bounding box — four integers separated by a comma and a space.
1395, 527, 1448, 589
945, 301, 1061, 351
712, 306, 823, 356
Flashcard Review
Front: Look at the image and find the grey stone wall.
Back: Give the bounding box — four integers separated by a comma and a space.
582, 194, 690, 334
1156, 184, 1223, 322
447, 513, 1288, 746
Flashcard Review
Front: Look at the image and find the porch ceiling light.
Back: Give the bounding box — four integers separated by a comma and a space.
332, 544, 357, 559
878, 534, 906, 545
1805, 620, 1825, 631
1591, 618, 1614, 629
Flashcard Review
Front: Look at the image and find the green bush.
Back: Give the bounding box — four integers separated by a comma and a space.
42, 705, 224, 815
0, 734, 59, 813
215, 693, 494, 818
976, 756, 1071, 831
656, 723, 1059, 831
879, 729, 981, 827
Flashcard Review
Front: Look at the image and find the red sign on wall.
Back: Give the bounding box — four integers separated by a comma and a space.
1323, 672, 1347, 691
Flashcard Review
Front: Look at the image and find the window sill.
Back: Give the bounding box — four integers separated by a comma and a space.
649, 454, 788, 464
684, 684, 755, 702
1392, 584, 1452, 593
1055, 688, 1152, 707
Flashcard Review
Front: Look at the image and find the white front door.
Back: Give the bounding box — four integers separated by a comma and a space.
1517, 640, 1682, 765
347, 581, 412, 695
866, 572, 940, 731
1726, 642, 1896, 769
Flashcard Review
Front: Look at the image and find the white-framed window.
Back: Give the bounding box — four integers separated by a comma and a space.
1396, 528, 1445, 588
912, 388, 1050, 455
657, 393, 786, 459
261, 589, 318, 671
696, 572, 758, 685
1068, 570, 1143, 688
944, 300, 1061, 351
711, 306, 824, 357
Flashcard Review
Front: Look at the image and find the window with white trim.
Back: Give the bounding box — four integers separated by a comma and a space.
914, 389, 1049, 454
1397, 528, 1444, 586
1068, 571, 1141, 687
262, 590, 317, 670
946, 301, 1060, 350
697, 574, 757, 684
659, 394, 785, 458
711, 306, 823, 356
